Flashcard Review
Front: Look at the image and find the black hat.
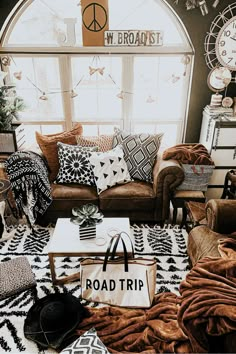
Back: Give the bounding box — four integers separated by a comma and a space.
24, 293, 86, 349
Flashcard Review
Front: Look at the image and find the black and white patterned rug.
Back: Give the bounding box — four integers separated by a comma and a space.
0, 224, 190, 353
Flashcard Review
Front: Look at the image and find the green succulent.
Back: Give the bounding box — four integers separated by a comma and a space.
70, 203, 104, 227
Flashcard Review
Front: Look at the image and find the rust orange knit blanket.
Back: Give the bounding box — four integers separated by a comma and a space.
76, 292, 191, 353
178, 257, 236, 353
74, 256, 236, 354
162, 143, 214, 165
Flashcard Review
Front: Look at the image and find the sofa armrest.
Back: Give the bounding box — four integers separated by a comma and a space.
152, 154, 184, 221
153, 155, 184, 196
206, 199, 236, 234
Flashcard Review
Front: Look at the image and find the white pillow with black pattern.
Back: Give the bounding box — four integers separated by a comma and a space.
112, 128, 163, 183
89, 145, 131, 194
60, 328, 110, 354
55, 142, 97, 185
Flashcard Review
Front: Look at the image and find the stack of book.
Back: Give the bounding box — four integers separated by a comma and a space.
204, 105, 233, 117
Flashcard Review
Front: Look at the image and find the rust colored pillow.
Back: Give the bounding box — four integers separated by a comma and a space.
36, 124, 83, 181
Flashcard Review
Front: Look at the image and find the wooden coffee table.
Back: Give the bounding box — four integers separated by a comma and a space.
48, 217, 131, 284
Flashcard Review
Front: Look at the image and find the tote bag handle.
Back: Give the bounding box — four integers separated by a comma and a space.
103, 233, 129, 272
110, 231, 134, 259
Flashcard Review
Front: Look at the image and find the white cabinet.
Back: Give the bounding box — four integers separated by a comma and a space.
199, 106, 236, 199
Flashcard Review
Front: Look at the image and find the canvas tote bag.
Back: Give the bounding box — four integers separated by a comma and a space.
80, 232, 157, 308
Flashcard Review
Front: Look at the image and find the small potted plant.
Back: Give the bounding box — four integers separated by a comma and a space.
0, 85, 26, 153
70, 204, 104, 240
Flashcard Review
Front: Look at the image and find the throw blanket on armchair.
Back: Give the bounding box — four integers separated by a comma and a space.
178, 256, 236, 353
5, 151, 52, 225
162, 143, 214, 165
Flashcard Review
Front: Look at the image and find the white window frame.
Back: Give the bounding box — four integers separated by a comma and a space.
0, 0, 194, 144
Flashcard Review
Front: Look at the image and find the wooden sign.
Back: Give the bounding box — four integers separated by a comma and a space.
81, 0, 109, 46
104, 30, 163, 47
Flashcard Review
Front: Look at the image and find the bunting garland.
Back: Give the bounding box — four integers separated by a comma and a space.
1, 54, 190, 102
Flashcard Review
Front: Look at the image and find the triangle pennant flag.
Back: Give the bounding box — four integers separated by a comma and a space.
118, 157, 122, 162
113, 170, 117, 176
100, 162, 105, 167
109, 159, 114, 164
103, 173, 108, 179
121, 168, 124, 173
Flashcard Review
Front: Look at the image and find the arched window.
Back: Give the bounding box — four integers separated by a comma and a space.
0, 0, 193, 148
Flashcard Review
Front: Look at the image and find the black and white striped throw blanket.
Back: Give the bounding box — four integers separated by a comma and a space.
5, 151, 52, 225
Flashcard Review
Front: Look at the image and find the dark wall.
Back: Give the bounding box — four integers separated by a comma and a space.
165, 0, 236, 142
1, 0, 236, 142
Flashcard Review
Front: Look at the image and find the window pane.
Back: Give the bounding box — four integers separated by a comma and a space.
133, 123, 178, 149
81, 124, 120, 136
8, 56, 64, 121
71, 56, 122, 120
6, 0, 191, 48
132, 56, 188, 120
7, 0, 82, 46
109, 0, 188, 46
24, 124, 63, 146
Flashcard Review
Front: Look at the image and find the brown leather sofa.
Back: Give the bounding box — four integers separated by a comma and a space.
38, 154, 184, 225
187, 199, 236, 353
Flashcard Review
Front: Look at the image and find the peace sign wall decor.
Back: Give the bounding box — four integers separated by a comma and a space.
81, 0, 109, 46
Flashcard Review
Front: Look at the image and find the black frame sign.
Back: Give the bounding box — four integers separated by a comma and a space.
104, 30, 163, 47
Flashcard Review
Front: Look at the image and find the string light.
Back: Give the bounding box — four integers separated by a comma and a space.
117, 90, 124, 99
39, 92, 48, 100
5, 54, 186, 103
146, 95, 155, 103
70, 89, 78, 98
181, 55, 191, 76
13, 71, 22, 80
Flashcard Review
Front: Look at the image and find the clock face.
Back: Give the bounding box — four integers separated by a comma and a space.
207, 66, 232, 92
215, 16, 236, 70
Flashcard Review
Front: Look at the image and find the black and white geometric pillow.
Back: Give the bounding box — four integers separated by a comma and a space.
89, 145, 131, 194
55, 142, 97, 185
60, 327, 110, 354
112, 129, 163, 183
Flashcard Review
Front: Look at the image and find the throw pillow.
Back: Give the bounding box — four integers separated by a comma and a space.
112, 129, 163, 182
77, 135, 113, 152
36, 123, 83, 181
60, 328, 110, 353
89, 145, 131, 194
55, 143, 97, 185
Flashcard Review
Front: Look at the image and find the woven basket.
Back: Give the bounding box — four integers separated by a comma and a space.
177, 164, 215, 191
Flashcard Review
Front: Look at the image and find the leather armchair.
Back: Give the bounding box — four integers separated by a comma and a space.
188, 199, 236, 267
187, 199, 236, 354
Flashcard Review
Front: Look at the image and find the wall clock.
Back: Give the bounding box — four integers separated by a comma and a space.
204, 3, 236, 70
215, 16, 236, 71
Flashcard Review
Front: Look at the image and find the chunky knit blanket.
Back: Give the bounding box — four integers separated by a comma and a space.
162, 143, 214, 165
5, 151, 52, 225
75, 245, 236, 353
